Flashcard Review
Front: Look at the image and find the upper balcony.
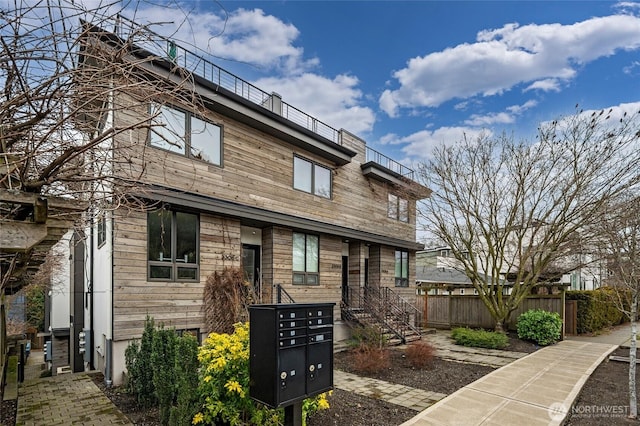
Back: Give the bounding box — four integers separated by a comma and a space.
84, 15, 426, 188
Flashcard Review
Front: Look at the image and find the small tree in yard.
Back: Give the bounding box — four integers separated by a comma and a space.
597, 195, 640, 419
418, 108, 640, 332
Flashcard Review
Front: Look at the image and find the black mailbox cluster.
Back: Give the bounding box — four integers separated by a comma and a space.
249, 303, 334, 408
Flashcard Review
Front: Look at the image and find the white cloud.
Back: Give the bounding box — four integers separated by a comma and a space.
383, 127, 490, 161
623, 61, 640, 75
380, 14, 640, 116
119, 5, 317, 73
464, 100, 537, 126
524, 78, 561, 92
254, 73, 376, 135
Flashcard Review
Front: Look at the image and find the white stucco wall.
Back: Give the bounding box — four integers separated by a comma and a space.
50, 231, 72, 330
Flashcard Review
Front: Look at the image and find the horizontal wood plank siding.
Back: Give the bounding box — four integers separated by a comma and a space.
113, 91, 417, 243
112, 209, 243, 341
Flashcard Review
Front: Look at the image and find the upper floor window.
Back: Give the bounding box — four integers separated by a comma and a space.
97, 212, 107, 248
148, 209, 199, 282
149, 103, 222, 165
395, 249, 409, 287
292, 232, 319, 285
388, 194, 408, 222
293, 156, 331, 198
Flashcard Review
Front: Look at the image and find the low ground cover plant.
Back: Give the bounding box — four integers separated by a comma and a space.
516, 309, 562, 346
451, 327, 509, 349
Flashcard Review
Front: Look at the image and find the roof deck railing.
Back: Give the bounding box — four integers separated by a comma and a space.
112, 14, 340, 144
109, 15, 417, 181
366, 146, 415, 180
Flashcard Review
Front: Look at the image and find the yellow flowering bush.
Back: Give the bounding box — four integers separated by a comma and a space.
194, 322, 331, 425
195, 322, 281, 425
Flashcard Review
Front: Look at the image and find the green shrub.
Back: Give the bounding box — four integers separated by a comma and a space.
125, 316, 157, 408
169, 334, 200, 426
152, 326, 177, 425
566, 289, 625, 334
516, 309, 562, 346
451, 327, 509, 349
348, 325, 387, 349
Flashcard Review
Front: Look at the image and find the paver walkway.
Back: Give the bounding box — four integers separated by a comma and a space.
421, 331, 529, 367
16, 352, 132, 426
334, 370, 447, 412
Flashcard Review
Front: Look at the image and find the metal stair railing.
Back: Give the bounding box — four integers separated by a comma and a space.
342, 286, 421, 344
275, 284, 296, 304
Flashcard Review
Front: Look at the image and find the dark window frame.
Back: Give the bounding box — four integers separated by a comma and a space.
292, 232, 320, 285
293, 155, 332, 199
394, 249, 409, 287
388, 193, 409, 223
97, 212, 107, 248
147, 208, 200, 282
148, 103, 223, 166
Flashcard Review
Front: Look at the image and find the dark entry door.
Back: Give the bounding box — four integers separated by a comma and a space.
242, 245, 261, 302
342, 256, 349, 304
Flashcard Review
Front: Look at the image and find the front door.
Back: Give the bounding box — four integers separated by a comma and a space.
242, 245, 261, 302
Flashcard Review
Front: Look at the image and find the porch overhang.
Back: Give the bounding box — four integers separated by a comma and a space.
135, 185, 424, 251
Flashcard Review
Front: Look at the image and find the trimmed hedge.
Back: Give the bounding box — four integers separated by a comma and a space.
566, 288, 626, 334
451, 327, 509, 349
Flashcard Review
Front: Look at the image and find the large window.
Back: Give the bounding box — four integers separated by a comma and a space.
395, 250, 409, 287
148, 209, 199, 281
292, 232, 319, 285
293, 156, 331, 198
388, 194, 409, 222
149, 103, 222, 165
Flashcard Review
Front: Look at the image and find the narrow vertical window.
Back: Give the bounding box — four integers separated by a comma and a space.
292, 232, 319, 285
395, 249, 409, 287
97, 212, 106, 248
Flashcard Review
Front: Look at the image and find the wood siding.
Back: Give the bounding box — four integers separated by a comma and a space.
112, 91, 417, 243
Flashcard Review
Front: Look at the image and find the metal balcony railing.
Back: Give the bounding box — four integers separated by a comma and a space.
365, 146, 415, 181
111, 14, 340, 144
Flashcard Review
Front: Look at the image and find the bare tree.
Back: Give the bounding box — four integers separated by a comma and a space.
418, 109, 640, 332
597, 195, 640, 419
0, 0, 205, 293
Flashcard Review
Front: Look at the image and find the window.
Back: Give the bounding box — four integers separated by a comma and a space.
388, 193, 409, 222
149, 103, 222, 165
293, 156, 331, 198
395, 250, 409, 287
292, 232, 319, 285
148, 209, 199, 281
97, 212, 106, 248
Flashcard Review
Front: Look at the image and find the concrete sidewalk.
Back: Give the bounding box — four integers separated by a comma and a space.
400, 340, 617, 426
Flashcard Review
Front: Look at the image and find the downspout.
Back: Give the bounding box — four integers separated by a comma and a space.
89, 218, 95, 370
105, 211, 114, 388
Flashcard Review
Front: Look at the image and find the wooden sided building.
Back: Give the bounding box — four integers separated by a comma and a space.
70, 17, 430, 385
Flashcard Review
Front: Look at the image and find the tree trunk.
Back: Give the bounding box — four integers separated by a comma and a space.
494, 320, 504, 334
630, 294, 637, 419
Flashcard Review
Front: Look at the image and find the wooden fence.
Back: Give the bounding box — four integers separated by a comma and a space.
420, 294, 565, 334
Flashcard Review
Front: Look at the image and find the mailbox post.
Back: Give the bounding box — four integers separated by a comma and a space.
249, 303, 334, 424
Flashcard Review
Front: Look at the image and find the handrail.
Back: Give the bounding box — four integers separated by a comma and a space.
111, 14, 340, 144
366, 146, 415, 180
345, 286, 422, 343
276, 284, 296, 304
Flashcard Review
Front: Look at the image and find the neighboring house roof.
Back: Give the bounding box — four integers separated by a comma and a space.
416, 267, 471, 286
